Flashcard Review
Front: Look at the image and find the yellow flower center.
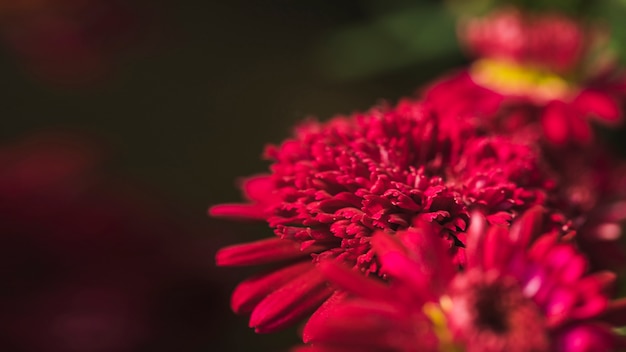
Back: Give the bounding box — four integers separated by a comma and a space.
469, 58, 574, 103
423, 298, 462, 352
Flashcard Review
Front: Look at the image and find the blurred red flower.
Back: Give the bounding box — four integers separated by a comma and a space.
300, 209, 626, 352
426, 7, 625, 146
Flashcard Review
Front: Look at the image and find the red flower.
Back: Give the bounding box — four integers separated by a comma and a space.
425, 70, 622, 147
301, 208, 626, 352
460, 7, 586, 73
425, 8, 624, 146
211, 101, 564, 333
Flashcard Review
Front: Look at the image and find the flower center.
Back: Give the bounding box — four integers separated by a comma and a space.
446, 271, 550, 352
473, 283, 513, 333
469, 58, 574, 103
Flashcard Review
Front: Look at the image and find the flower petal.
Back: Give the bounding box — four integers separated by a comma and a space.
215, 237, 315, 266
317, 260, 390, 301
231, 261, 313, 313
208, 203, 267, 220
509, 206, 544, 247
249, 266, 333, 333
302, 290, 349, 343
573, 90, 621, 124
555, 322, 616, 352
240, 174, 275, 201
541, 100, 572, 145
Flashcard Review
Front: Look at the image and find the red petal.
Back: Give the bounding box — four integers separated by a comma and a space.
240, 174, 275, 201
318, 261, 390, 301
215, 237, 312, 266
555, 322, 616, 352
304, 299, 424, 350
567, 272, 611, 321
249, 267, 333, 333
372, 230, 450, 299
465, 212, 487, 269
231, 261, 313, 313
482, 225, 512, 271
509, 206, 544, 247
528, 232, 559, 263
302, 290, 349, 343
541, 101, 570, 146
573, 90, 621, 124
208, 203, 267, 220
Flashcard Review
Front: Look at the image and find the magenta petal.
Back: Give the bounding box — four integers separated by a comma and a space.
482, 225, 512, 271
208, 203, 267, 220
302, 290, 349, 343
545, 287, 577, 327
556, 323, 616, 352
466, 211, 528, 271
569, 274, 610, 320
318, 261, 390, 301
231, 261, 313, 313
373, 230, 450, 298
527, 232, 559, 263
541, 101, 570, 145
304, 300, 429, 351
249, 267, 333, 333
240, 174, 275, 201
573, 90, 621, 124
544, 245, 586, 283
465, 211, 487, 269
215, 237, 313, 266
509, 206, 544, 247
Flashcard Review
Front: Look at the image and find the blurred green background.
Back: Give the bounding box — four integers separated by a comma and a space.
3, 0, 626, 351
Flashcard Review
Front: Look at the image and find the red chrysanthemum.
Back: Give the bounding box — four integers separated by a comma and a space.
210, 100, 566, 333
301, 208, 626, 352
425, 8, 624, 147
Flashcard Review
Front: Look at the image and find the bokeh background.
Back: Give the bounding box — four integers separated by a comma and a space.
2, 1, 626, 351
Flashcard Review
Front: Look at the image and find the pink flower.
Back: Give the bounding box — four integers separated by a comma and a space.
301, 208, 626, 352
425, 8, 624, 146
460, 7, 586, 73
211, 101, 564, 333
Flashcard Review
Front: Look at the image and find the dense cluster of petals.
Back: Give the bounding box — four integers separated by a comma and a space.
210, 100, 567, 333
301, 209, 626, 352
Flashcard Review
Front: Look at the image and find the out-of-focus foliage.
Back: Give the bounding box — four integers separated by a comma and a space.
315, 2, 459, 80
319, 0, 626, 81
